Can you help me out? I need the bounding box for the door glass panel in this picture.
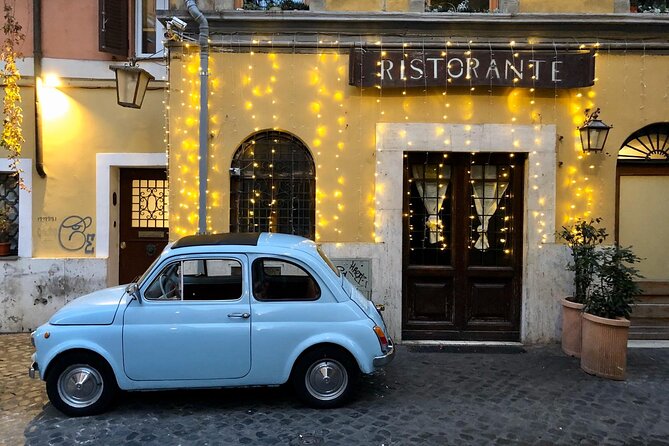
[131,179,169,228]
[182,259,243,301]
[468,163,514,267]
[407,153,452,266]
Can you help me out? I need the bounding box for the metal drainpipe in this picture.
[33,0,46,178]
[185,0,209,234]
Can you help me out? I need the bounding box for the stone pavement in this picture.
[1,333,669,446]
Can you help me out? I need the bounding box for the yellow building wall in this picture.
[520,0,616,13]
[169,49,667,244]
[27,87,165,257]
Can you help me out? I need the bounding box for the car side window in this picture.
[144,262,181,300]
[182,259,243,301]
[143,259,243,301]
[252,258,320,301]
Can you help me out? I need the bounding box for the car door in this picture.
[122,255,251,381]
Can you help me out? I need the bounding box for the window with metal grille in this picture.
[131,179,169,228]
[230,131,315,239]
[0,172,19,256]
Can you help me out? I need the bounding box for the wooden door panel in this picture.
[466,280,514,324]
[407,278,454,323]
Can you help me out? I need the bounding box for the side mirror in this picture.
[125,283,141,304]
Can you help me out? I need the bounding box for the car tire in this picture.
[291,346,359,408]
[46,352,118,417]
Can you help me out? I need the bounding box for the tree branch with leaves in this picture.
[1,1,26,189]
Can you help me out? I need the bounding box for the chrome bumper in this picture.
[29,352,40,379]
[373,339,396,367]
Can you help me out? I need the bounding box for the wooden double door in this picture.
[403,152,524,341]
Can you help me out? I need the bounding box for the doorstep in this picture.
[402,340,525,354]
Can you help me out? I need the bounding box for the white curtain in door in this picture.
[471,165,508,250]
[412,165,451,244]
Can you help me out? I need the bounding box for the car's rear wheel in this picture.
[291,346,358,408]
[46,352,118,417]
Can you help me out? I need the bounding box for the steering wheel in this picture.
[159,273,179,299]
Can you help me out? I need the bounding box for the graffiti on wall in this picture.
[58,216,95,254]
[36,216,58,244]
[331,258,372,299]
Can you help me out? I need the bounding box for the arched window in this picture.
[618,123,669,161]
[230,130,316,239]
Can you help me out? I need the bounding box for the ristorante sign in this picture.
[349,48,595,89]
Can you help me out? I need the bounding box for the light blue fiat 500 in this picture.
[29,233,394,416]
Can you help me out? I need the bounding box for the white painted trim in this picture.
[374,123,559,343]
[135,0,168,59]
[43,58,168,82]
[0,158,33,257]
[96,153,167,258]
[14,58,168,82]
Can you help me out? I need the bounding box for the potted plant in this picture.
[557,218,608,357]
[580,244,642,380]
[0,204,12,256]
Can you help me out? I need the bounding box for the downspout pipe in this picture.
[185,0,209,234]
[33,0,46,178]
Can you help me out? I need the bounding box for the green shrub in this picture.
[557,218,608,304]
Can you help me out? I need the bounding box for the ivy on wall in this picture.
[1,2,26,189]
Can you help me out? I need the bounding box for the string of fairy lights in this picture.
[164,36,649,251]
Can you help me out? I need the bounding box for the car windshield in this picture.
[135,255,163,286]
[317,245,340,277]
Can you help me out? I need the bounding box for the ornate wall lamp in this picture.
[109,61,154,109]
[579,108,613,153]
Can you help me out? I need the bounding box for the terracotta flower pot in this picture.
[580,312,630,381]
[561,298,584,357]
[0,242,10,257]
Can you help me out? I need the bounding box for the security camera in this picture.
[167,17,187,32]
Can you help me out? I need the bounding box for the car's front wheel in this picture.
[291,346,358,408]
[46,352,118,417]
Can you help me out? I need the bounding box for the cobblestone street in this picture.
[1,333,669,445]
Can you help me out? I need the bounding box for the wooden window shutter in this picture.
[99,0,129,56]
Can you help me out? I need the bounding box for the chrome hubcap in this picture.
[57,365,104,408]
[305,359,348,401]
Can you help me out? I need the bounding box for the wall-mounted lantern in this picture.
[109,62,154,109]
[578,108,613,153]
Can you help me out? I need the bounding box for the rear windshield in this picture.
[317,246,340,277]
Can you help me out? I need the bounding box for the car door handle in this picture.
[227,312,250,319]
